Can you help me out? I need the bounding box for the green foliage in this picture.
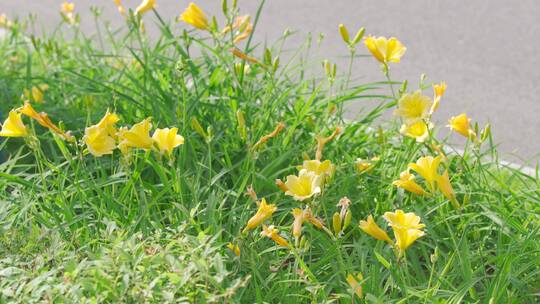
[0,224,248,303]
[0,3,539,303]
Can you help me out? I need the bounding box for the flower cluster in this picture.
[392,155,459,208]
[360,210,426,257]
[83,111,184,158]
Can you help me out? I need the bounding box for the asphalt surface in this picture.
[2,0,539,164]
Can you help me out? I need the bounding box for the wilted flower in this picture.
[231,48,262,65]
[152,127,184,156]
[408,156,442,191]
[260,225,290,248]
[180,2,209,30]
[448,113,473,138]
[394,91,432,124]
[315,127,342,161]
[0,110,28,137]
[135,0,156,15]
[392,170,428,196]
[19,102,73,141]
[291,207,323,239]
[252,122,285,150]
[223,15,252,43]
[117,118,153,153]
[399,120,432,143]
[359,215,393,244]
[244,198,277,232]
[364,35,406,64]
[284,169,322,201]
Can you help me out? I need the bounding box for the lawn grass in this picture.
[1,2,539,303]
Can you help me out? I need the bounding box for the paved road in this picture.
[2,0,539,164]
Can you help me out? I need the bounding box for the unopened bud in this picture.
[190,117,207,139]
[339,24,350,44]
[343,209,352,230]
[352,27,365,45]
[332,212,342,235]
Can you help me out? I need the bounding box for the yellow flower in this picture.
[19,102,74,141]
[117,118,153,152]
[392,226,425,253]
[364,35,406,64]
[0,14,14,28]
[394,91,432,124]
[61,1,75,14]
[448,113,473,138]
[354,158,375,173]
[399,121,432,143]
[383,210,425,230]
[298,159,335,183]
[260,225,290,248]
[61,1,75,23]
[392,171,428,196]
[135,0,156,15]
[359,215,393,244]
[226,243,240,256]
[383,210,425,254]
[436,170,460,208]
[83,125,116,157]
[180,2,209,30]
[0,110,28,137]
[244,198,277,232]
[284,169,322,201]
[113,0,126,15]
[408,156,442,190]
[96,110,120,139]
[23,84,48,103]
[430,81,446,114]
[152,127,185,156]
[346,273,363,299]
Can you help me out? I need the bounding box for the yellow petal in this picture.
[152,127,184,156]
[359,215,393,244]
[135,0,156,15]
[0,110,28,137]
[83,125,116,157]
[180,2,209,30]
[394,91,432,124]
[448,113,472,138]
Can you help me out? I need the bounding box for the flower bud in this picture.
[352,27,365,45]
[332,212,342,235]
[343,209,352,230]
[339,24,350,44]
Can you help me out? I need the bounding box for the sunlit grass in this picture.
[0,2,539,303]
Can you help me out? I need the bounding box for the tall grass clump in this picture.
[1,1,539,303]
